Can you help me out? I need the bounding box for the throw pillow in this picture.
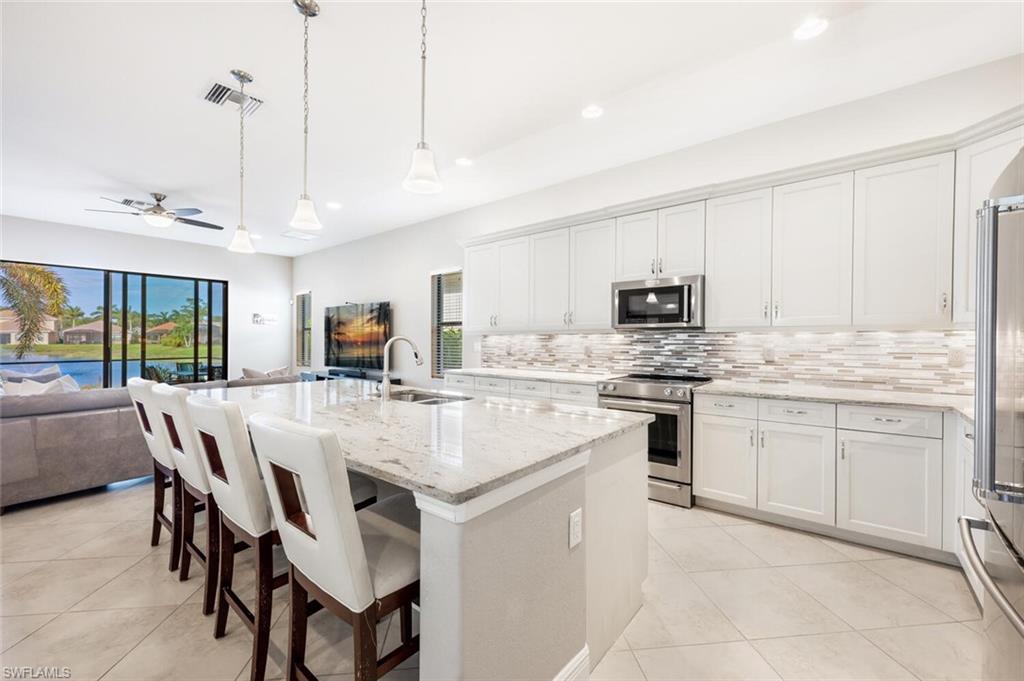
[266,366,290,377]
[241,367,269,379]
[0,364,62,383]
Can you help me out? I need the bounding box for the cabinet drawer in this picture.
[693,394,758,419]
[473,377,510,394]
[510,379,551,399]
[444,374,475,389]
[758,399,836,427]
[837,404,942,439]
[550,383,597,403]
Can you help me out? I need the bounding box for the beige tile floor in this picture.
[0,480,989,681]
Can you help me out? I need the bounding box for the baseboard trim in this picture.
[553,645,590,681]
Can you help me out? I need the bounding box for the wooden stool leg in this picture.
[214,517,235,639]
[151,464,165,547]
[352,609,378,681]
[250,533,274,681]
[179,490,195,582]
[201,495,219,616]
[287,566,310,681]
[400,602,413,644]
[169,471,183,572]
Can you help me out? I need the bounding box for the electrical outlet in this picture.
[948,347,967,368]
[569,508,583,548]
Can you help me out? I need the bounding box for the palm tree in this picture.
[0,263,68,358]
[61,305,86,329]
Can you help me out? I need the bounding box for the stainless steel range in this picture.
[597,373,711,508]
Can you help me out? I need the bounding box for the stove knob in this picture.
[608,384,616,391]
[664,388,673,397]
[676,389,687,397]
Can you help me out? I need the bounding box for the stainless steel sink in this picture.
[387,390,472,405]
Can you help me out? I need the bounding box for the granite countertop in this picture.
[695,380,974,423]
[446,367,621,385]
[196,380,653,505]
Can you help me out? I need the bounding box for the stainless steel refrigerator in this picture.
[961,148,1024,679]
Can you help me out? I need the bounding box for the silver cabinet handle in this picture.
[759,431,765,448]
[650,258,656,274]
[562,312,568,325]
[713,402,734,408]
[782,409,808,415]
[840,440,847,460]
[958,517,1024,637]
[493,314,498,327]
[762,302,769,319]
[941,292,948,310]
[773,302,779,320]
[658,258,663,273]
[568,311,573,325]
[965,432,975,440]
[749,428,755,447]
[873,416,903,424]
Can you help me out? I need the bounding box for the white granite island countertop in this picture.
[445,367,621,384]
[695,379,974,422]
[195,379,652,505]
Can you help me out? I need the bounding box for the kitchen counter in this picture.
[446,367,620,385]
[695,379,974,422]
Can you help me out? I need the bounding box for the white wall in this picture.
[293,57,1023,388]
[1,215,293,376]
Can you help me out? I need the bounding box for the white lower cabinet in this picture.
[757,422,836,525]
[693,413,758,508]
[836,429,943,549]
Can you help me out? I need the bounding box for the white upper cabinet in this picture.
[852,152,954,327]
[615,211,660,280]
[496,238,530,330]
[953,126,1024,325]
[657,202,706,277]
[771,173,854,327]
[569,219,616,330]
[529,229,571,330]
[463,243,499,333]
[705,188,773,328]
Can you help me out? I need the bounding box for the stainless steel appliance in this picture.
[612,275,704,330]
[960,148,1024,677]
[597,373,711,507]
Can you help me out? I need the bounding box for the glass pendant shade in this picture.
[289,195,323,230]
[228,225,256,254]
[402,144,442,194]
[143,213,175,228]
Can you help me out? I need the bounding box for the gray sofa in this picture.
[0,375,300,510]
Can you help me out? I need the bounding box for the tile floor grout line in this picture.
[852,628,926,681]
[858,555,981,622]
[88,603,180,681]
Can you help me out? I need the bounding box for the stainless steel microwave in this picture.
[611,275,705,329]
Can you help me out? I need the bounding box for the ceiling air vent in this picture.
[204,82,264,117]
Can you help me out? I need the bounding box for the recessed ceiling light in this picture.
[325,201,343,210]
[454,157,473,167]
[793,16,828,40]
[249,233,263,240]
[581,104,604,119]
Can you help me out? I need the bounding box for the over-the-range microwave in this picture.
[611,275,705,329]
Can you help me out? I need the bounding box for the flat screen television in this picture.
[324,302,391,370]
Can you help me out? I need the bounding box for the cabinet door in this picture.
[953,126,1024,325]
[569,219,616,330]
[852,153,954,327]
[705,188,772,328]
[836,429,943,548]
[693,414,758,508]
[772,173,853,327]
[657,202,705,277]
[529,229,570,331]
[615,211,659,280]
[757,422,836,525]
[463,244,498,333]
[496,238,530,331]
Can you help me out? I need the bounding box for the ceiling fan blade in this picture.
[170,208,203,217]
[86,208,141,215]
[175,216,224,231]
[100,196,153,210]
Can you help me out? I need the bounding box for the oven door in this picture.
[612,276,704,329]
[599,397,690,484]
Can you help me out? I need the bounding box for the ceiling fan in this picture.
[85,192,224,230]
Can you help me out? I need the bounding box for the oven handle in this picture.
[600,397,684,416]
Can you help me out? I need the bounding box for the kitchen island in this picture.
[195,379,652,681]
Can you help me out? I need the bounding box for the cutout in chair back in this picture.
[199,431,229,484]
[162,413,184,453]
[270,462,316,539]
[135,401,153,435]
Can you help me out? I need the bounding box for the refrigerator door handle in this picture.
[958,516,1024,638]
[973,201,998,499]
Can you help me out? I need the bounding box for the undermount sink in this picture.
[386,390,473,405]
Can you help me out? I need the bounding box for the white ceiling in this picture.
[3,1,1022,256]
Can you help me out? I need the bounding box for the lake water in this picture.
[1,354,219,389]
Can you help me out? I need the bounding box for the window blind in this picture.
[295,292,311,367]
[431,271,463,378]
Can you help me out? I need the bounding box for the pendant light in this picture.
[228,69,256,254]
[402,0,442,194]
[289,0,323,230]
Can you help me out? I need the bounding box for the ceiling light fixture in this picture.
[454,157,473,167]
[289,0,323,230]
[402,0,442,194]
[325,201,343,210]
[581,104,604,119]
[249,233,264,240]
[793,16,828,40]
[228,69,256,255]
[142,212,176,228]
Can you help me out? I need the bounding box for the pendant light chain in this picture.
[302,13,310,196]
[419,0,427,145]
[239,79,246,228]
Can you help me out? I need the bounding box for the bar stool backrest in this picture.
[127,377,175,471]
[186,393,273,537]
[151,383,211,494]
[249,412,375,612]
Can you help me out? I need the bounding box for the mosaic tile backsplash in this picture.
[481,330,976,395]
